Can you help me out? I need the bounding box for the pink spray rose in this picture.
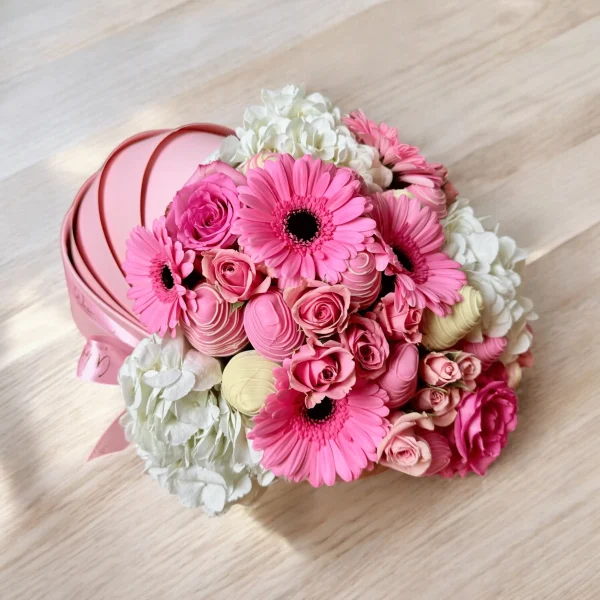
[166,161,244,253]
[420,352,461,387]
[243,289,304,362]
[281,341,356,408]
[181,283,248,357]
[339,314,389,380]
[377,342,419,408]
[377,412,452,476]
[284,280,352,339]
[455,351,482,391]
[412,387,462,427]
[373,292,422,344]
[446,380,518,477]
[201,249,270,303]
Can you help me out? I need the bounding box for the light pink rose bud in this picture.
[373,292,422,344]
[339,314,389,379]
[455,351,482,391]
[182,283,248,357]
[284,280,351,339]
[420,352,461,387]
[377,342,419,408]
[460,336,507,369]
[201,249,270,303]
[283,340,356,408]
[413,387,462,427]
[376,412,452,476]
[166,161,244,253]
[243,289,304,362]
[339,251,382,309]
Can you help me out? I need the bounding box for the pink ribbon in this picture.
[61,123,233,461]
[61,181,145,460]
[77,337,132,384]
[87,411,129,461]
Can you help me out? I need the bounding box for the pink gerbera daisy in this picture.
[123,217,197,336]
[232,154,376,287]
[248,380,389,487]
[344,110,450,217]
[371,191,465,316]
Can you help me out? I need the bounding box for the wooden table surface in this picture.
[1,1,599,598]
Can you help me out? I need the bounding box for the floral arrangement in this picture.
[77,86,536,516]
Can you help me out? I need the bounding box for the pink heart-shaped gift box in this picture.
[61,123,233,384]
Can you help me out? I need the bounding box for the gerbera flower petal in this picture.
[123,217,196,336]
[248,380,390,487]
[372,191,465,314]
[235,154,376,287]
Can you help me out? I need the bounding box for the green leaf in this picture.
[230,301,245,313]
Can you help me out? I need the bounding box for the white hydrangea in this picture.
[218,84,392,191]
[119,332,274,515]
[441,199,537,363]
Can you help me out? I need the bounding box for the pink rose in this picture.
[373,293,422,344]
[166,161,244,253]
[377,342,419,408]
[339,251,382,310]
[284,281,351,339]
[283,341,356,408]
[420,352,461,387]
[181,283,248,357]
[243,289,304,362]
[412,387,462,427]
[377,412,452,476]
[450,380,518,476]
[455,351,482,391]
[201,249,270,303]
[339,314,389,379]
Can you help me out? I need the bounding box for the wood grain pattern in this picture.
[1,1,599,598]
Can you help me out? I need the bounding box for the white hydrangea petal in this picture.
[120,316,281,512]
[442,197,535,363]
[119,374,135,406]
[228,474,253,503]
[256,469,276,487]
[143,368,181,388]
[160,333,185,369]
[145,386,160,415]
[162,370,195,402]
[201,483,227,515]
[467,232,498,272]
[166,420,199,445]
[136,343,160,371]
[182,351,222,391]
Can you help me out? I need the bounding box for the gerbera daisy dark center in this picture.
[285,209,320,243]
[161,264,175,289]
[394,247,414,273]
[391,173,411,189]
[306,397,334,422]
